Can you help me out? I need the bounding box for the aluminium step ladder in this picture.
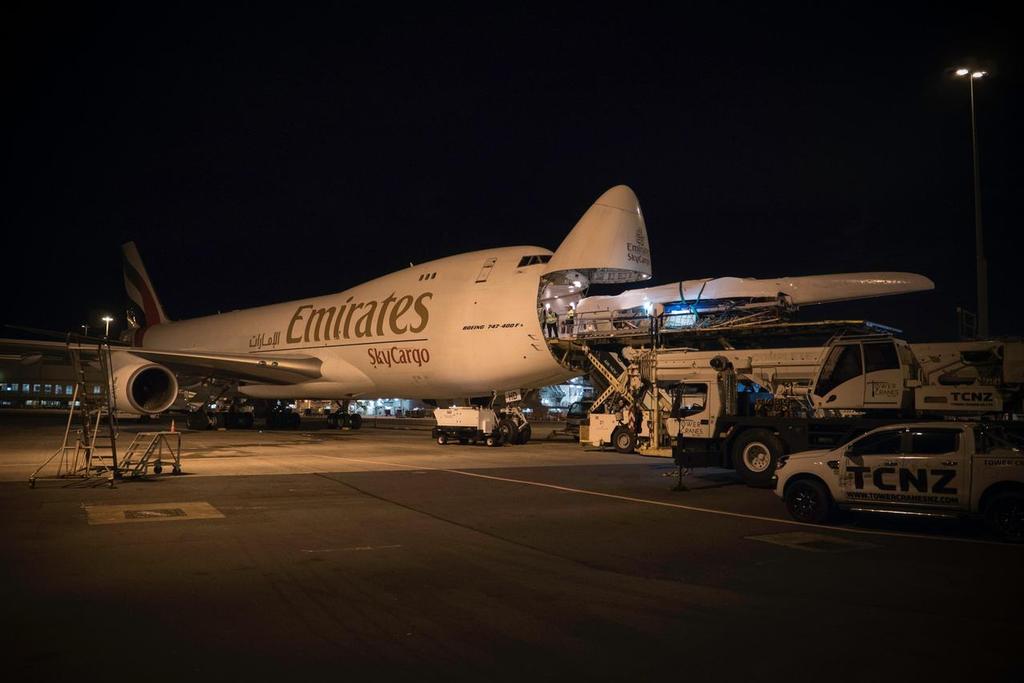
[30,341,120,488]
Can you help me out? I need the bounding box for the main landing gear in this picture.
[327,399,363,430]
[185,407,256,430]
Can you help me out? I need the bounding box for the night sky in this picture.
[4,3,1019,342]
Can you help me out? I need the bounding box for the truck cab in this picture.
[775,422,1024,541]
[565,400,594,437]
[810,338,909,411]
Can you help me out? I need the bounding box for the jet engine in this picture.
[110,352,179,414]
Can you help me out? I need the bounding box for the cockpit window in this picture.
[517,254,552,268]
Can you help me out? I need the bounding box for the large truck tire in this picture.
[984,491,1024,543]
[732,429,784,487]
[349,414,362,430]
[612,427,636,454]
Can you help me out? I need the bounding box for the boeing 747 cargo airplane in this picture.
[4,186,653,438]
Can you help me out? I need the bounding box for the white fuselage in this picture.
[141,246,575,399]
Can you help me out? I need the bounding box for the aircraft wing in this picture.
[0,338,322,385]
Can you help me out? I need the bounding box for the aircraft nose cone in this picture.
[594,185,640,214]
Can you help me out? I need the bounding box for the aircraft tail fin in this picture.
[122,242,170,326]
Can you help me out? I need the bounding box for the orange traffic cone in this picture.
[170,419,176,433]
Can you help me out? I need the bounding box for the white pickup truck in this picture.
[774,422,1024,541]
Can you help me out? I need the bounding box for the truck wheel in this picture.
[612,427,636,454]
[985,491,1024,543]
[733,429,784,487]
[349,414,362,430]
[498,419,517,445]
[486,435,498,447]
[784,479,833,523]
[517,423,532,444]
[437,434,448,445]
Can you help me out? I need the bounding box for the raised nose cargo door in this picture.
[542,185,653,288]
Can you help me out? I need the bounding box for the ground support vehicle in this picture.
[575,334,1023,486]
[671,335,1022,485]
[547,400,593,441]
[775,422,1024,541]
[432,406,505,447]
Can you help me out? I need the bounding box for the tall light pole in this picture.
[954,67,988,337]
[102,315,114,338]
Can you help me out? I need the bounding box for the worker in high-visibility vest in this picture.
[564,306,575,335]
[545,309,558,338]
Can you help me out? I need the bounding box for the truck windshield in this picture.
[863,342,899,373]
[674,383,708,417]
[814,344,863,397]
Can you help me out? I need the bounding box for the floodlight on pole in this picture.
[953,66,988,337]
[101,315,114,338]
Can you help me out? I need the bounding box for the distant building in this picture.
[0,358,103,409]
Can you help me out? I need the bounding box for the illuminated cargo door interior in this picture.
[475,257,497,283]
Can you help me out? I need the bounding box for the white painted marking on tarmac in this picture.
[329,457,1017,547]
[84,501,224,525]
[746,532,877,553]
[300,545,402,553]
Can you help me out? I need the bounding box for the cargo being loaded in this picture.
[577,334,1023,486]
[563,272,935,340]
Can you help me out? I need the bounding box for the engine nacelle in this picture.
[110,352,178,414]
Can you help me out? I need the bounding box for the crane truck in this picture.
[579,334,1023,486]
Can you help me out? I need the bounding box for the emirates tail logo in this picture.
[635,227,647,248]
[627,226,651,268]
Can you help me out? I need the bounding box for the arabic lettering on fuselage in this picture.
[248,331,281,349]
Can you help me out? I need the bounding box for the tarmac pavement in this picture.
[0,414,1019,680]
